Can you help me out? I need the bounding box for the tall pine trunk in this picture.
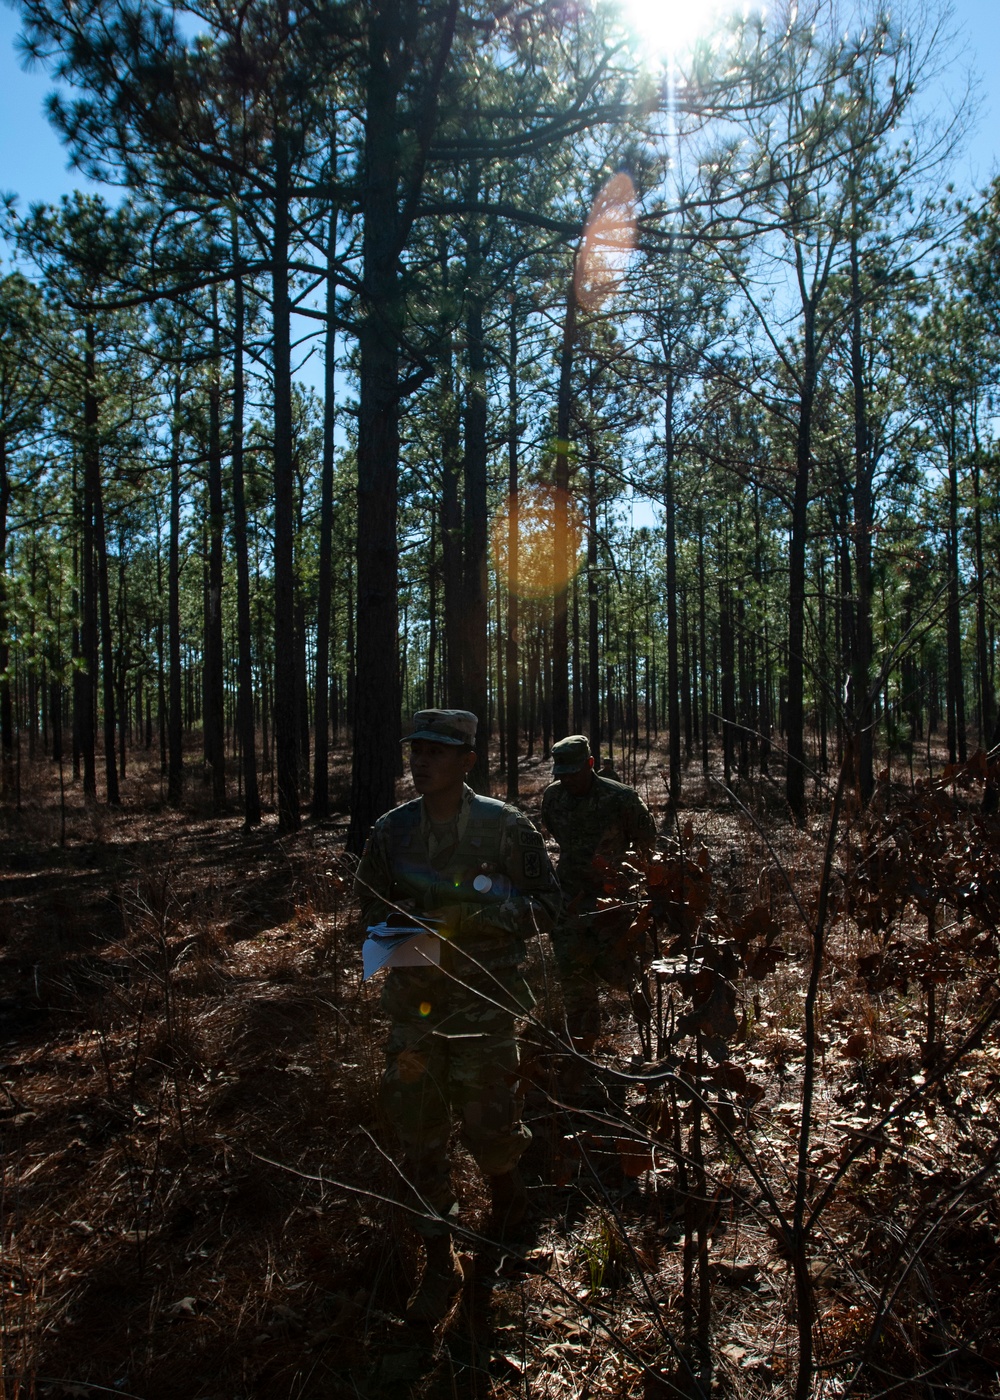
[84,321,119,805]
[230,217,261,825]
[972,457,994,744]
[91,405,119,807]
[945,415,966,764]
[850,228,875,804]
[551,275,577,739]
[440,333,464,703]
[79,333,99,798]
[0,434,11,770]
[115,539,127,778]
[664,383,680,804]
[312,191,338,820]
[205,297,226,811]
[587,458,600,756]
[427,518,438,708]
[698,516,709,775]
[786,302,816,824]
[505,299,520,803]
[167,374,184,805]
[348,1,403,851]
[346,0,457,848]
[720,566,736,790]
[272,98,301,831]
[462,237,490,790]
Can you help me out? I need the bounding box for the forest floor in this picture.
[2,742,999,1399]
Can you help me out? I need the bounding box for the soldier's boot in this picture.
[487,1167,529,1238]
[405,1235,464,1326]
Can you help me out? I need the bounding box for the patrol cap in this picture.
[552,733,592,774]
[403,708,478,747]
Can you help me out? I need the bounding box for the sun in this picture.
[617,0,756,59]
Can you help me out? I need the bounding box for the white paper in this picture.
[362,921,442,980]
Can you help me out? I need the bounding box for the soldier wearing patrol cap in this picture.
[541,733,657,1059]
[354,709,560,1325]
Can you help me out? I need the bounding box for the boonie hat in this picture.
[403,708,478,746]
[552,733,592,774]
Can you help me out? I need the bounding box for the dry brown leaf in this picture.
[616,1136,655,1178]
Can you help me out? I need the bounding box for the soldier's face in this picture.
[409,739,475,796]
[558,760,594,796]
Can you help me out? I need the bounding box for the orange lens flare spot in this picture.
[575,171,637,313]
[490,483,585,600]
[419,1002,432,1018]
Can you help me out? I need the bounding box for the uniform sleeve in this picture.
[540,784,556,838]
[625,790,658,852]
[353,819,396,928]
[461,810,561,940]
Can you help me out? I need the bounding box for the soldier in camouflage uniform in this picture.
[355,709,560,1324]
[541,734,658,1053]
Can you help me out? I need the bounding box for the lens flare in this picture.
[575,171,636,313]
[419,1002,432,1018]
[491,483,585,600]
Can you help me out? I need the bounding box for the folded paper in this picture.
[362,919,442,981]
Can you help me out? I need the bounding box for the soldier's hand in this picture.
[424,904,465,938]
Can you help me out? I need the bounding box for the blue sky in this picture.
[1,1,998,220]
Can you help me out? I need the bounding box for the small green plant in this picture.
[578,1212,628,1295]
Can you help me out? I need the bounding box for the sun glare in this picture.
[490,486,585,601]
[618,0,757,59]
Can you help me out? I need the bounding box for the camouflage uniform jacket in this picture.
[355,785,561,979]
[541,774,657,903]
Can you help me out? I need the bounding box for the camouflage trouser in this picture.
[380,965,533,1237]
[550,909,642,1044]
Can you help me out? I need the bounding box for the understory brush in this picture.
[1,750,999,1398]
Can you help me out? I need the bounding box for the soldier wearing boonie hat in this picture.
[541,733,658,1070]
[404,708,478,746]
[354,708,560,1324]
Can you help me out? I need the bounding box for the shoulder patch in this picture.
[518,827,544,849]
[522,850,543,879]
